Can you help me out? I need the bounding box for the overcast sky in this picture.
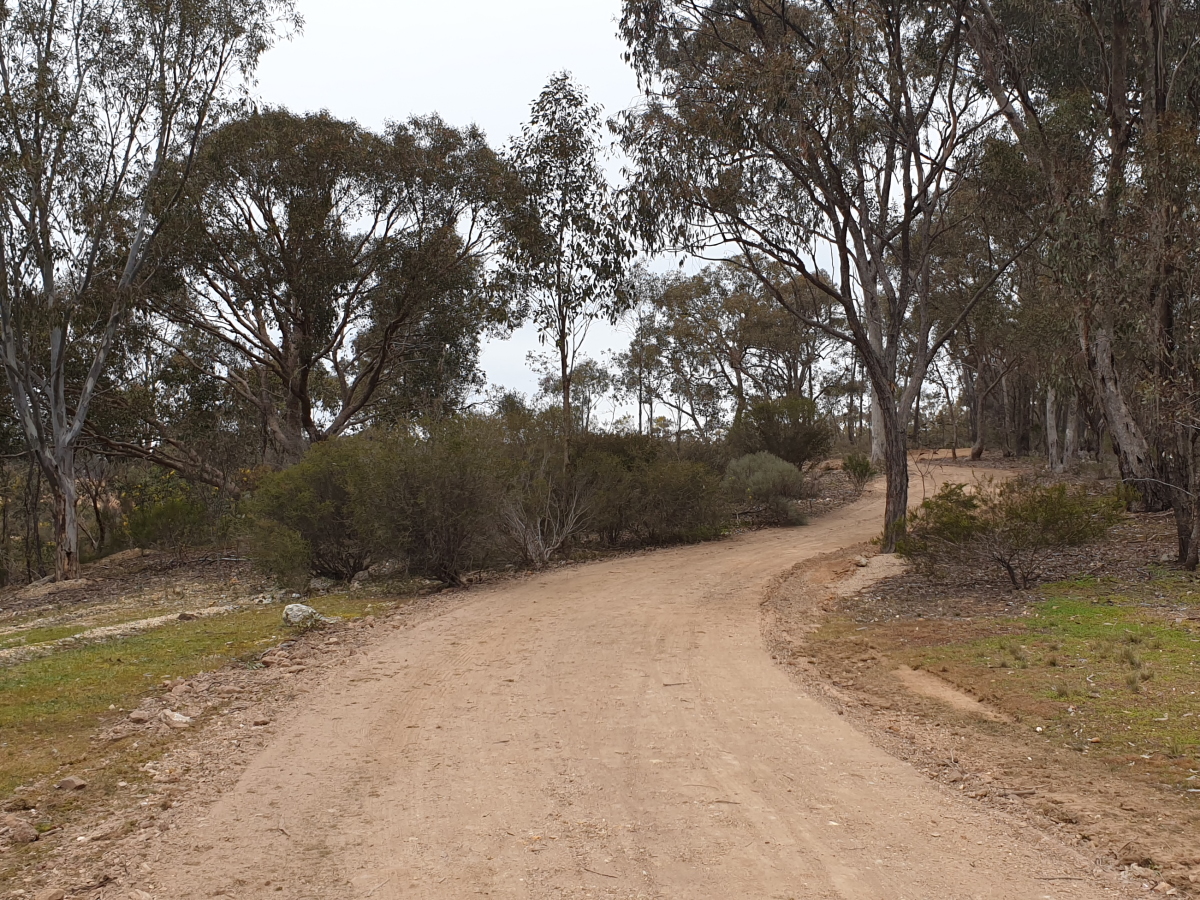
[254,1,641,404]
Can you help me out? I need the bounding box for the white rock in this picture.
[158,710,193,729]
[282,604,332,628]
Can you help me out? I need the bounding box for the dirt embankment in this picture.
[765,499,1199,892]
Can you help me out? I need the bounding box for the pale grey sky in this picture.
[254,1,640,402]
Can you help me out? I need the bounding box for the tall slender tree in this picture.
[508,73,630,464]
[139,110,514,469]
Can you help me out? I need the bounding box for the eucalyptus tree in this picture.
[966,0,1200,565]
[508,73,631,463]
[146,110,515,467]
[612,260,837,441]
[658,261,839,416]
[620,0,1028,549]
[0,0,296,579]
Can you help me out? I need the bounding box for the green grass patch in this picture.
[901,581,1200,775]
[0,592,386,798]
[0,622,93,650]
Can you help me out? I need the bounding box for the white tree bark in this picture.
[1046,386,1063,472]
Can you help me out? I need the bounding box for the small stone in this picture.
[252,717,271,727]
[87,821,123,841]
[2,796,33,812]
[1153,883,1172,894]
[854,555,870,567]
[56,776,87,791]
[128,709,152,723]
[282,604,333,628]
[35,889,65,900]
[308,577,334,593]
[129,891,154,900]
[3,815,38,843]
[351,570,370,584]
[158,710,193,729]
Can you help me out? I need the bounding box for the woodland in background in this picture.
[1,0,1197,586]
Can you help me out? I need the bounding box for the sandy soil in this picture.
[116,467,1137,900]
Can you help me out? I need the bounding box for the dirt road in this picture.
[150,478,1127,900]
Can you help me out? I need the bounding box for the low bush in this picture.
[574,434,727,545]
[352,418,508,586]
[900,477,1122,589]
[727,396,831,470]
[724,452,807,525]
[244,440,372,582]
[842,452,877,496]
[245,414,734,588]
[246,520,311,590]
[122,471,227,557]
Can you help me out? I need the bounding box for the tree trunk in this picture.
[879,404,909,553]
[560,337,572,468]
[868,307,886,465]
[1064,392,1079,463]
[1185,456,1199,571]
[1015,377,1032,456]
[1046,386,1062,472]
[870,386,886,465]
[52,466,81,581]
[1081,316,1167,509]
[1001,373,1015,456]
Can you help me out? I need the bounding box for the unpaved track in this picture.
[154,477,1125,900]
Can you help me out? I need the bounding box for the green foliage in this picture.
[126,497,208,556]
[573,432,727,545]
[353,418,508,586]
[900,478,1122,588]
[244,412,733,587]
[244,440,372,582]
[727,396,831,470]
[495,410,591,568]
[841,452,877,495]
[246,520,311,591]
[723,452,807,525]
[121,470,225,557]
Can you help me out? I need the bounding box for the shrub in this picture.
[727,396,832,469]
[122,471,225,557]
[500,433,590,569]
[246,520,311,590]
[842,452,877,495]
[245,440,372,582]
[637,456,727,542]
[126,496,208,556]
[352,418,507,586]
[724,452,807,525]
[900,477,1122,589]
[573,434,727,545]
